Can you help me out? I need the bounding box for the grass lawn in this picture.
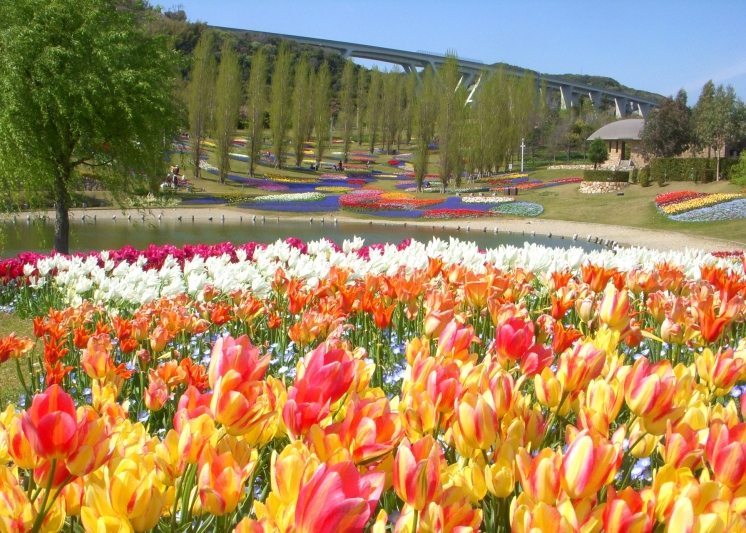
[0,313,34,408]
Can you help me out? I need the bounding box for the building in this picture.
[587,119,645,169]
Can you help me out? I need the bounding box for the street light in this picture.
[520,138,526,173]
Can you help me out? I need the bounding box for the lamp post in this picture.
[520,138,526,173]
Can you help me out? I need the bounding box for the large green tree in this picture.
[367,68,383,154]
[213,40,243,184]
[245,47,268,177]
[0,0,180,253]
[187,32,216,179]
[413,66,439,191]
[313,63,332,167]
[640,89,692,160]
[587,138,609,169]
[437,55,468,189]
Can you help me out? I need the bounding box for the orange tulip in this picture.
[81,333,115,381]
[393,436,443,511]
[144,374,168,412]
[149,325,171,352]
[0,333,35,363]
[207,334,270,388]
[22,385,82,460]
[197,444,255,516]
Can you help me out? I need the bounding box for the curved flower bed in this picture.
[461,196,516,204]
[2,237,746,532]
[240,195,340,213]
[421,208,494,219]
[489,201,545,217]
[339,190,443,212]
[668,198,746,222]
[657,192,745,215]
[319,173,348,180]
[655,191,709,208]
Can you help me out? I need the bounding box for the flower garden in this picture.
[2,236,746,532]
[655,191,746,221]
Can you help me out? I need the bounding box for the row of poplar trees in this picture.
[186,33,539,191]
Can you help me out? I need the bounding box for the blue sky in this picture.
[171,0,746,105]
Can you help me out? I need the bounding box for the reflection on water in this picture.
[0,217,603,257]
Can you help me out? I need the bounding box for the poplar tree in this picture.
[314,62,332,166]
[338,60,356,164]
[213,40,243,184]
[356,68,367,146]
[403,71,418,146]
[270,43,293,169]
[292,55,313,167]
[381,70,403,154]
[367,67,383,154]
[187,32,216,179]
[414,66,439,191]
[246,47,268,177]
[438,54,467,189]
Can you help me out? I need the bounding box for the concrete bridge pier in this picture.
[589,90,602,111]
[559,85,575,110]
[635,102,650,118]
[614,96,628,118]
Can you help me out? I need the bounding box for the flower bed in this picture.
[655,191,709,208]
[240,195,340,213]
[668,198,746,222]
[347,178,368,185]
[421,207,494,219]
[4,238,746,533]
[489,201,545,217]
[339,190,443,212]
[461,196,516,204]
[315,186,353,193]
[319,173,348,180]
[264,173,320,184]
[657,192,745,215]
[248,192,325,203]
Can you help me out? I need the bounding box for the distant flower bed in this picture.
[319,173,348,180]
[256,183,289,192]
[656,191,745,215]
[669,198,746,222]
[655,191,709,208]
[347,178,368,185]
[461,196,516,204]
[264,173,319,184]
[489,201,544,217]
[229,152,249,161]
[249,192,325,203]
[421,208,494,219]
[316,186,353,193]
[339,190,442,212]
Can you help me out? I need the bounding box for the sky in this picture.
[171,0,746,105]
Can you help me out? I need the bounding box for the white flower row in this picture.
[461,196,516,204]
[251,192,325,203]
[20,237,735,309]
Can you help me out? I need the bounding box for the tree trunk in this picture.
[54,171,70,254]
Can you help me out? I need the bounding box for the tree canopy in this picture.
[587,138,609,169]
[640,89,692,159]
[0,0,180,253]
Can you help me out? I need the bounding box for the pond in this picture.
[0,217,603,257]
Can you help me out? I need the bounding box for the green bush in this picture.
[582,170,630,182]
[640,167,651,187]
[730,152,746,186]
[702,169,715,183]
[631,168,639,184]
[649,158,737,182]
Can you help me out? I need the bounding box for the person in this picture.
[173,173,179,187]
[365,160,370,169]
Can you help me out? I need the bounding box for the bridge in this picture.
[213,26,659,118]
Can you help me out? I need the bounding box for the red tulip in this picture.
[22,385,82,460]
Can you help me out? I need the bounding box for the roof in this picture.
[587,119,644,141]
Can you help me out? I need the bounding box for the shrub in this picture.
[731,152,746,186]
[649,158,737,182]
[640,167,651,187]
[631,168,639,184]
[702,169,715,183]
[583,170,630,182]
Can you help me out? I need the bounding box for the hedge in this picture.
[583,170,630,182]
[649,158,737,183]
[640,167,651,187]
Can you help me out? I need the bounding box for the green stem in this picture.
[411,508,419,533]
[29,459,56,533]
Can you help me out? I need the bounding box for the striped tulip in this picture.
[598,284,631,333]
[455,387,498,451]
[22,385,82,460]
[705,420,746,489]
[393,436,442,511]
[560,430,621,499]
[515,448,561,506]
[198,444,255,516]
[624,357,684,435]
[602,487,655,533]
[556,341,606,392]
[295,460,384,533]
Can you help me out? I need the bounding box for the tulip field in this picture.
[3,237,746,532]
